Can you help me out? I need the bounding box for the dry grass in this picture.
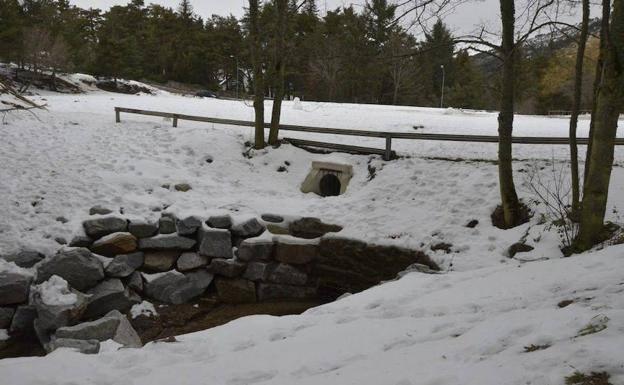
[565,371,612,385]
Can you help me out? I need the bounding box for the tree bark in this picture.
[576,0,624,250]
[569,0,590,220]
[497,0,522,228]
[249,0,265,149]
[268,0,288,145]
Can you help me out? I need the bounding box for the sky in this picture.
[69,0,583,37]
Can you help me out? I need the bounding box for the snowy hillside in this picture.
[1,86,623,384]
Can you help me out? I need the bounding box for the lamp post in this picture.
[440,64,445,109]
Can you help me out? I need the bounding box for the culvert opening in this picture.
[319,173,341,197]
[1,212,439,358]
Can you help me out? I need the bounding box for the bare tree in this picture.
[575,0,624,251]
[268,0,289,145]
[249,0,266,149]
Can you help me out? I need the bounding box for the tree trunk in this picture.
[497,0,522,228]
[269,0,288,145]
[249,0,265,149]
[576,0,624,251]
[569,0,590,220]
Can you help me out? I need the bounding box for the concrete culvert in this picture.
[319,174,341,197]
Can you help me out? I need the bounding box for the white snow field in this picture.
[1,85,623,384]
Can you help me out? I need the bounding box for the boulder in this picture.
[266,223,290,235]
[257,283,317,301]
[243,262,273,282]
[144,270,213,304]
[207,258,246,278]
[215,278,256,303]
[289,217,342,239]
[138,234,195,250]
[0,272,33,305]
[176,216,202,236]
[174,183,192,192]
[9,305,37,334]
[89,205,113,216]
[32,276,89,336]
[69,235,93,248]
[83,217,128,239]
[275,238,318,264]
[268,263,308,286]
[198,227,233,259]
[142,250,181,272]
[0,307,15,329]
[36,248,104,291]
[261,214,284,223]
[105,252,144,277]
[48,337,100,354]
[158,216,176,234]
[125,271,143,292]
[83,278,140,319]
[177,252,209,272]
[231,218,265,239]
[206,215,232,229]
[55,310,142,348]
[1,251,44,268]
[237,239,274,262]
[507,242,535,258]
[91,232,138,257]
[315,237,438,299]
[128,220,159,238]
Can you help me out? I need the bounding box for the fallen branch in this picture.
[0,76,47,110]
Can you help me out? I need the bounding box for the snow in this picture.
[1,79,624,383]
[130,301,158,319]
[34,275,77,306]
[0,330,8,341]
[0,259,33,276]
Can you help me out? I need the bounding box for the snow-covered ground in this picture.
[1,85,623,384]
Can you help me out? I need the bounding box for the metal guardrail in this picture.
[114,107,624,161]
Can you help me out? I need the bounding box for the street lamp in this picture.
[440,64,445,109]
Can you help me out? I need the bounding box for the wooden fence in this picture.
[114,107,624,161]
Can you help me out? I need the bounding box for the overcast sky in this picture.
[69,0,583,37]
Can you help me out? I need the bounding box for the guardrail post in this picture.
[173,114,178,128]
[115,108,120,123]
[384,136,392,161]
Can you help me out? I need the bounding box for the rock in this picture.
[257,283,317,301]
[268,263,308,286]
[125,271,143,292]
[105,252,144,277]
[142,250,181,272]
[215,278,256,303]
[1,250,45,268]
[55,310,142,348]
[56,216,69,224]
[48,337,100,354]
[466,219,479,228]
[207,258,246,278]
[128,220,158,238]
[139,234,195,250]
[206,215,232,229]
[176,216,202,236]
[91,232,138,257]
[55,237,67,245]
[144,270,214,305]
[231,218,265,239]
[69,235,93,248]
[177,252,209,271]
[507,242,535,258]
[198,227,233,259]
[289,217,342,239]
[158,216,176,234]
[32,278,89,336]
[266,224,290,235]
[174,183,192,192]
[10,305,37,334]
[316,237,438,299]
[89,205,113,215]
[261,214,284,223]
[430,242,453,254]
[36,248,104,291]
[0,307,15,329]
[275,238,318,264]
[83,278,140,319]
[83,217,128,239]
[237,239,274,262]
[0,272,33,305]
[243,262,273,281]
